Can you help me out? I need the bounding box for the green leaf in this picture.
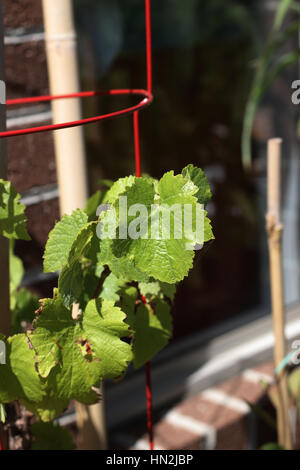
[82,298,133,379]
[182,164,212,206]
[119,286,138,329]
[103,175,135,205]
[0,334,45,406]
[261,442,286,450]
[100,272,126,302]
[58,223,101,309]
[132,300,173,368]
[10,250,24,293]
[84,190,105,222]
[138,280,176,302]
[31,422,75,450]
[10,246,25,312]
[0,403,5,423]
[0,180,30,240]
[242,20,300,167]
[98,239,149,283]
[105,172,213,283]
[43,209,88,273]
[273,0,293,32]
[28,296,132,408]
[59,259,85,310]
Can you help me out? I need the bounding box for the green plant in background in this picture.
[242,0,300,168]
[250,366,300,449]
[0,166,213,448]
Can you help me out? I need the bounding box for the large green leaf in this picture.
[0,180,30,240]
[102,172,213,283]
[28,296,132,406]
[43,209,88,273]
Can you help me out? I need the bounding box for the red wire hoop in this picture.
[0,0,155,452]
[0,89,153,138]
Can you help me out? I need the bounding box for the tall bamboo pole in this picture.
[42,0,107,450]
[266,138,292,449]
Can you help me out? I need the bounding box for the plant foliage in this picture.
[0,166,213,426]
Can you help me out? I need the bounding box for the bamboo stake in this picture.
[42,0,88,215]
[266,138,292,449]
[42,0,107,450]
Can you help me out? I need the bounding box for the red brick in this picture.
[3,0,43,28]
[5,42,49,99]
[7,128,56,193]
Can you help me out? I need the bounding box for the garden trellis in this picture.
[0,0,155,449]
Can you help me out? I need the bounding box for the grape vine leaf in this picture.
[132,299,173,368]
[102,172,213,283]
[103,175,135,205]
[0,334,45,406]
[0,180,30,240]
[31,422,75,450]
[181,164,212,206]
[43,209,88,273]
[84,190,104,222]
[58,223,101,309]
[100,272,126,303]
[82,298,133,379]
[98,239,149,282]
[138,280,176,302]
[28,296,132,407]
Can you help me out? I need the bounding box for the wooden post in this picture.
[266,138,292,449]
[0,0,10,338]
[42,0,107,450]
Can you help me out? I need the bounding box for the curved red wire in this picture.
[1,89,153,138]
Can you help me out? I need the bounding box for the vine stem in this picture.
[145,362,154,450]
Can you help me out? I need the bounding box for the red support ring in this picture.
[1,89,153,138]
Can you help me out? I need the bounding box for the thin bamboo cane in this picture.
[42,0,107,450]
[266,138,292,449]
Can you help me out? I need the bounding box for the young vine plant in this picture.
[0,165,213,423]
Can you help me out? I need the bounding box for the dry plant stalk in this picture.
[266,138,292,449]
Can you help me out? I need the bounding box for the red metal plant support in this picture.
[0,0,155,450]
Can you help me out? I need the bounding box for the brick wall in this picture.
[3,0,59,295]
